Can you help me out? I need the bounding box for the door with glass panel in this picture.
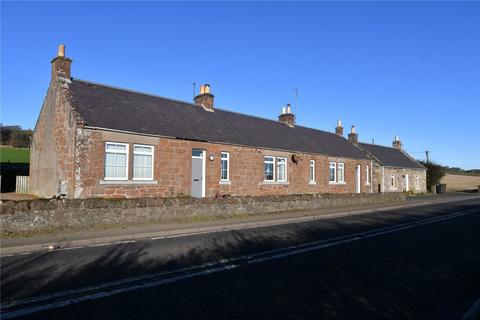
[191,149,205,198]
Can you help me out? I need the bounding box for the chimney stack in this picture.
[393,136,402,150]
[278,103,295,127]
[348,125,358,144]
[51,44,72,81]
[335,120,343,136]
[194,83,214,111]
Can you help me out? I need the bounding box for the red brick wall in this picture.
[74,129,372,199]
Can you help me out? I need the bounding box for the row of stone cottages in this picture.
[29,45,426,199]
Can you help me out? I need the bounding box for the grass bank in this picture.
[0,147,30,163]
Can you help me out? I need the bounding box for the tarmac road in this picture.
[1,195,479,319]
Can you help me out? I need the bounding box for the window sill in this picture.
[309,181,317,185]
[262,181,289,185]
[219,180,231,185]
[100,180,158,185]
[329,181,346,185]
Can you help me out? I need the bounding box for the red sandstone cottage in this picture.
[31,45,413,199]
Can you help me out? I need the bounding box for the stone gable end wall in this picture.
[30,80,80,198]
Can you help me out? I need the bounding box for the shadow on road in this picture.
[1,199,480,319]
[1,212,398,301]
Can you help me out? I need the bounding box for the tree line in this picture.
[0,124,33,148]
[440,165,480,176]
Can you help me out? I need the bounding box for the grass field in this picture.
[440,173,480,191]
[0,147,30,163]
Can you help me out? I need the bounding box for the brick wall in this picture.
[73,128,372,199]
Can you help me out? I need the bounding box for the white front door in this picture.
[404,174,409,192]
[191,149,205,198]
[355,165,361,193]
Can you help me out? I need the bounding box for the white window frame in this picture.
[415,175,420,189]
[337,162,345,183]
[264,156,275,182]
[132,144,154,181]
[220,152,230,181]
[391,174,396,188]
[366,165,370,185]
[104,142,129,181]
[329,162,337,183]
[309,160,316,183]
[277,157,287,182]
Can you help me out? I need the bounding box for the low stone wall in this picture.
[0,193,406,233]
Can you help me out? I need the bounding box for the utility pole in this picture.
[293,88,299,114]
[425,150,430,164]
[188,81,196,101]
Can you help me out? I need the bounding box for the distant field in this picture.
[444,170,480,176]
[440,174,480,191]
[0,147,30,163]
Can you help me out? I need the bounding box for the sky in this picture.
[1,1,479,169]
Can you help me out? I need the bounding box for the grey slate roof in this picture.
[68,79,368,160]
[358,143,424,169]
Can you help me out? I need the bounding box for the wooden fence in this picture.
[15,176,29,194]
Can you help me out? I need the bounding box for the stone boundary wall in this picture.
[0,193,405,233]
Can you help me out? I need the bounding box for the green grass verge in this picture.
[0,147,30,163]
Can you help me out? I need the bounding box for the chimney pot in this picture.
[348,125,359,144]
[51,44,72,81]
[278,104,295,127]
[335,119,344,136]
[194,83,214,110]
[57,44,65,57]
[393,136,402,150]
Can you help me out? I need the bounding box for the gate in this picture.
[15,176,29,194]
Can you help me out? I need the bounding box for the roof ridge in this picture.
[216,108,341,137]
[71,78,341,138]
[359,141,398,150]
